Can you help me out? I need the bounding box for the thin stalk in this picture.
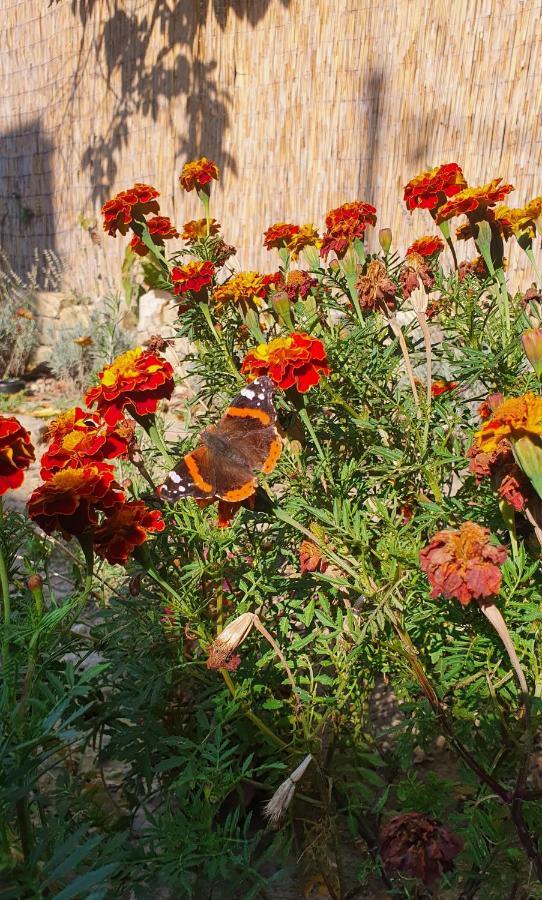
[523,243,542,288]
[298,406,334,486]
[415,309,433,449]
[319,377,365,420]
[146,419,175,468]
[199,301,241,380]
[386,316,420,409]
[273,508,359,581]
[220,669,288,749]
[478,602,528,696]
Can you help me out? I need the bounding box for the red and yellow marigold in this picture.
[264,223,320,260]
[320,201,377,259]
[27,463,125,538]
[129,216,179,256]
[85,348,174,426]
[212,271,272,312]
[179,157,219,192]
[403,163,467,213]
[419,521,507,606]
[101,183,160,237]
[94,500,165,565]
[431,380,458,398]
[0,415,35,495]
[241,332,329,393]
[406,235,445,258]
[40,407,131,476]
[182,218,220,241]
[436,178,514,224]
[474,392,542,454]
[171,260,215,296]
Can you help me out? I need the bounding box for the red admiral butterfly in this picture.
[159,376,282,503]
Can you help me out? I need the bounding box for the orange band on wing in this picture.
[221,481,256,502]
[226,406,271,425]
[184,452,213,493]
[261,436,282,474]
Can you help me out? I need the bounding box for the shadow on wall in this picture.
[66,0,291,204]
[0,121,55,278]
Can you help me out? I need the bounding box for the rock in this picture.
[137,289,178,342]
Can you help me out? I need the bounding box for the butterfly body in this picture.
[159,376,282,504]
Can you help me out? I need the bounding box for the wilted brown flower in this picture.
[299,539,328,574]
[356,259,397,314]
[420,521,507,606]
[380,812,463,885]
[399,253,435,299]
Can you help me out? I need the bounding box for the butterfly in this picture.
[159,376,282,504]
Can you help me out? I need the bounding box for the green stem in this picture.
[298,404,334,486]
[273,508,359,581]
[319,377,365,420]
[199,302,241,380]
[147,419,175,468]
[0,500,11,690]
[198,190,211,236]
[15,797,34,864]
[438,220,458,270]
[220,669,288,749]
[523,243,542,288]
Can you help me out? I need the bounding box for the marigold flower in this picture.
[101,183,160,237]
[475,392,542,454]
[320,201,377,259]
[241,332,329,393]
[171,260,215,296]
[406,235,445,258]
[458,256,491,281]
[0,416,35,495]
[179,157,219,192]
[419,521,507,606]
[400,253,435,299]
[380,812,463,886]
[467,441,529,512]
[522,329,542,378]
[478,392,504,420]
[287,224,320,260]
[403,163,467,213]
[129,216,179,256]
[94,500,165,565]
[212,271,271,312]
[282,270,317,300]
[495,200,542,241]
[436,178,514,224]
[27,463,125,538]
[40,407,131,476]
[299,540,328,574]
[431,380,458,398]
[85,347,174,426]
[356,259,397,314]
[263,222,300,251]
[181,218,220,241]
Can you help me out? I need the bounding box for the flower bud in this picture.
[378,228,392,254]
[270,290,293,328]
[27,574,43,592]
[522,328,542,378]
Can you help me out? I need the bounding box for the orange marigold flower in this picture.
[431,380,458,398]
[179,157,219,192]
[27,463,125,538]
[263,223,320,260]
[94,500,165,565]
[181,218,220,241]
[171,260,215,295]
[0,415,35,495]
[356,259,397,314]
[478,392,504,420]
[403,163,467,213]
[241,332,329,393]
[299,539,328,574]
[129,216,179,256]
[40,407,131,476]
[474,392,542,454]
[380,812,463,886]
[263,222,300,251]
[85,347,174,426]
[212,271,271,312]
[101,183,160,237]
[436,178,514,224]
[320,201,377,259]
[493,204,538,241]
[406,235,445,257]
[420,521,507,606]
[286,224,320,260]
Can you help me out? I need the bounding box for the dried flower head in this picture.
[356,259,397,314]
[0,415,35,495]
[179,157,219,192]
[478,393,505,420]
[242,332,329,393]
[206,612,255,669]
[85,347,174,426]
[420,521,507,606]
[380,812,463,885]
[400,252,435,299]
[264,755,314,825]
[299,539,328,574]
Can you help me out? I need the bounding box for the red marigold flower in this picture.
[478,393,504,420]
[436,178,514,224]
[94,500,165,565]
[181,218,220,241]
[380,812,463,886]
[399,252,435,299]
[179,157,219,192]
[0,415,35,495]
[85,347,174,426]
[171,260,215,296]
[403,163,467,213]
[299,539,328,574]
[27,463,125,538]
[263,222,300,251]
[431,380,458,398]
[40,407,131,476]
[320,201,377,259]
[129,216,179,256]
[406,235,445,257]
[282,270,317,300]
[419,521,507,606]
[356,259,397,314]
[241,332,329,393]
[101,183,160,237]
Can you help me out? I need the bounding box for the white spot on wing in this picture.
[241,387,255,399]
[168,471,181,483]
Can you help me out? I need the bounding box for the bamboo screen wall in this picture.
[1,0,542,289]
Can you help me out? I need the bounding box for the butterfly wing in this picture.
[216,376,282,477]
[159,445,217,502]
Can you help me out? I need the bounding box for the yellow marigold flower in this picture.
[475,392,542,453]
[287,224,320,260]
[212,272,271,312]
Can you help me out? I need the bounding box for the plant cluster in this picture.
[1,159,542,898]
